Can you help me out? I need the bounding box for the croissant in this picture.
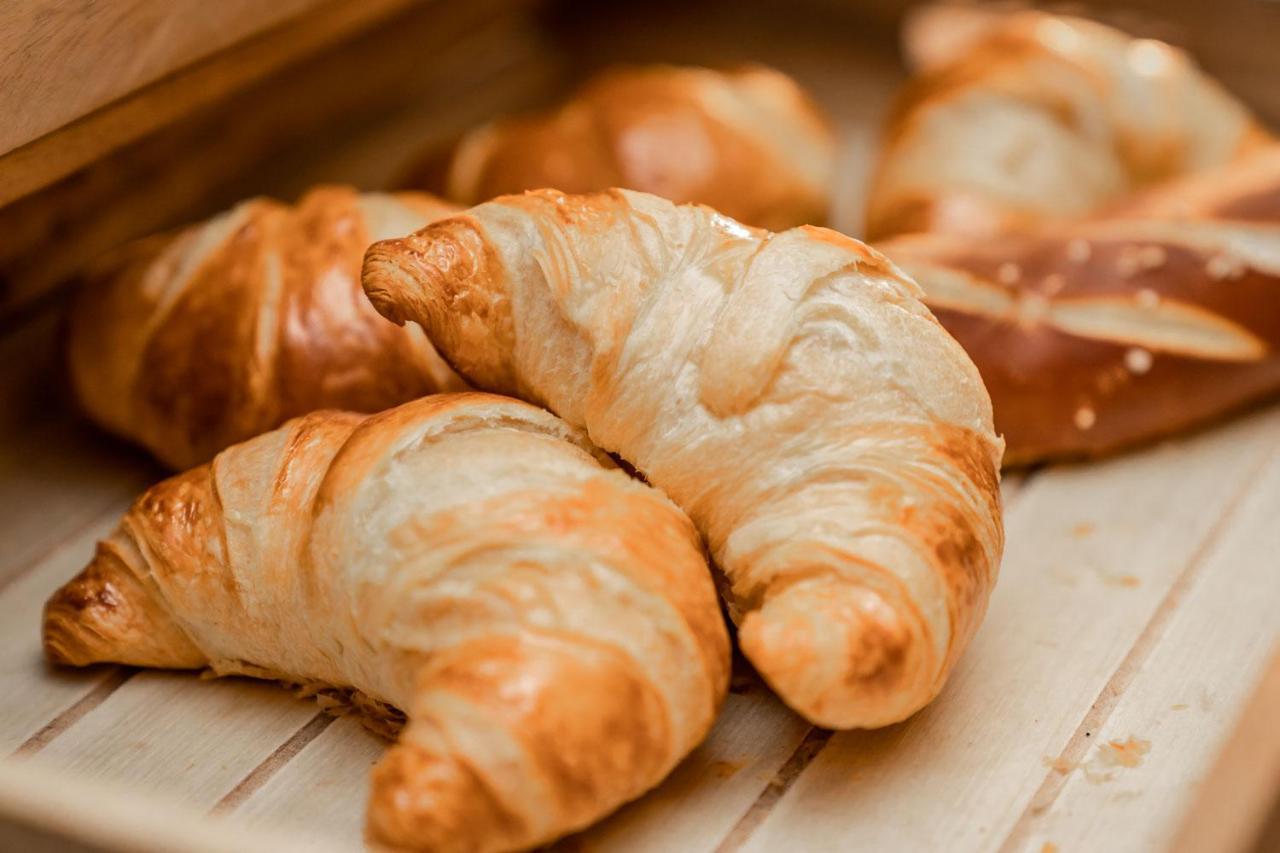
[43,392,730,852]
[362,189,1004,729]
[409,64,835,232]
[866,11,1280,463]
[866,10,1271,241]
[68,185,467,470]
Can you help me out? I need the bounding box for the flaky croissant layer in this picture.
[68,185,466,470]
[363,188,1004,729]
[44,393,730,853]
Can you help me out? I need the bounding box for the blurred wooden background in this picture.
[2,0,1277,328]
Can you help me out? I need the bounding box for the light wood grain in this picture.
[233,716,385,848]
[735,405,1280,853]
[1021,455,1280,852]
[0,511,125,753]
[33,671,321,806]
[0,311,156,586]
[0,0,421,207]
[1170,650,1280,853]
[0,0,330,157]
[0,757,330,853]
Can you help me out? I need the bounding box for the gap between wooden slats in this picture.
[726,404,1280,853]
[1013,445,1280,852]
[0,504,137,753]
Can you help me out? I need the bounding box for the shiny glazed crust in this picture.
[416,64,835,232]
[43,393,730,852]
[362,188,1004,729]
[869,11,1280,463]
[67,185,467,470]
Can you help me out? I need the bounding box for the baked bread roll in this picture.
[866,10,1270,241]
[867,10,1280,463]
[413,64,835,232]
[362,189,1004,729]
[68,185,466,470]
[44,392,729,853]
[882,147,1280,464]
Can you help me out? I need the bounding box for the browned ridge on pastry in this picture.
[44,392,729,853]
[867,10,1280,463]
[410,64,835,232]
[362,188,1004,729]
[68,185,467,471]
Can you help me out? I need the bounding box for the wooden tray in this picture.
[1,2,1277,851]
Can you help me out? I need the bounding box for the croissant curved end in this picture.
[738,576,938,729]
[43,540,203,670]
[361,242,419,327]
[367,739,524,853]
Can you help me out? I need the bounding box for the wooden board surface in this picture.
[0,0,560,324]
[1,3,1278,851]
[0,0,422,207]
[0,0,331,157]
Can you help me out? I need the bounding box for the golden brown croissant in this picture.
[68,185,467,470]
[362,189,1004,729]
[411,65,835,232]
[866,11,1271,241]
[865,10,1280,463]
[43,392,729,853]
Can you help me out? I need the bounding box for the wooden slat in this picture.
[0,512,126,753]
[1018,453,1280,851]
[0,757,329,853]
[0,0,421,207]
[0,0,558,322]
[0,0,330,157]
[1170,650,1280,853]
[31,672,320,807]
[0,311,156,587]
[733,404,1280,852]
[232,717,385,848]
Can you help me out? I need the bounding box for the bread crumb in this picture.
[997,262,1022,284]
[1134,288,1160,308]
[1098,572,1141,588]
[1099,736,1150,769]
[1074,406,1096,430]
[1072,522,1095,538]
[1042,842,1059,853]
[1125,347,1154,374]
[1042,756,1079,774]
[711,759,745,780]
[1171,703,1189,711]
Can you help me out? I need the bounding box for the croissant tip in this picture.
[739,578,935,729]
[361,248,410,326]
[41,541,205,671]
[366,740,525,853]
[42,571,114,667]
